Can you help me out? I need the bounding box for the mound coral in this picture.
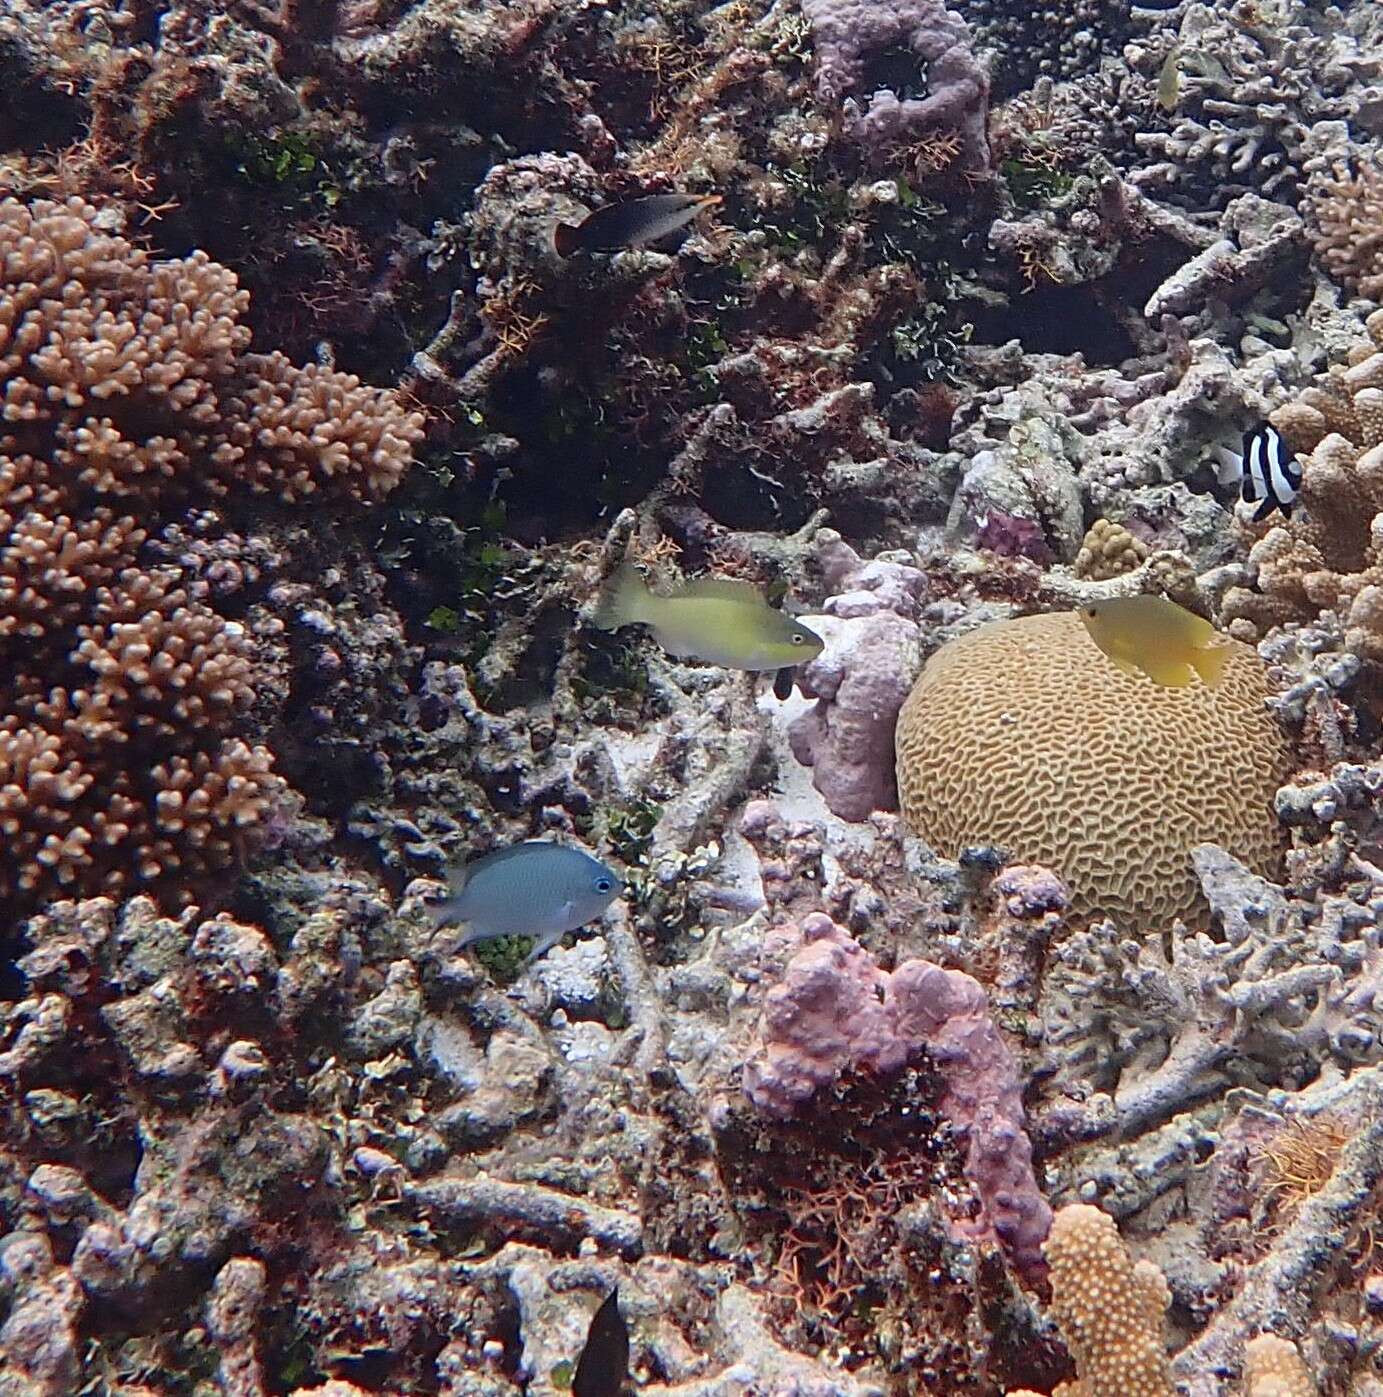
[802,0,991,172]
[0,195,424,907]
[1075,518,1149,581]
[743,913,1052,1279]
[894,611,1288,929]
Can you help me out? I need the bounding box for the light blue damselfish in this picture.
[427,841,624,962]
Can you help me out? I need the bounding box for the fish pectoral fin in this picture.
[1211,446,1243,486]
[1191,643,1229,687]
[525,929,568,963]
[1139,657,1197,687]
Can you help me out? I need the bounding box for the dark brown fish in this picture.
[572,1287,629,1397]
[553,193,721,258]
[772,666,796,700]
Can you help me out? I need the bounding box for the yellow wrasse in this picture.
[1157,48,1181,112]
[593,564,824,671]
[1077,595,1228,688]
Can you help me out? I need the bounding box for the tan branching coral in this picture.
[1222,309,1383,658]
[1310,161,1383,301]
[1074,519,1148,581]
[1006,1208,1314,1397]
[0,195,425,905]
[1043,1204,1174,1397]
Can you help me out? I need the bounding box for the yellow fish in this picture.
[1077,595,1228,688]
[592,563,824,671]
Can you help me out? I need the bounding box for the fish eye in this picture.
[595,877,613,893]
[791,633,805,645]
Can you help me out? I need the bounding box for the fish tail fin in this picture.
[1192,643,1229,688]
[1212,445,1244,486]
[591,563,648,632]
[552,221,582,258]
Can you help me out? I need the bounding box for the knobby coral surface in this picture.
[743,912,1052,1280]
[0,194,423,906]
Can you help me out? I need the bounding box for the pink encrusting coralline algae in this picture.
[743,914,1053,1280]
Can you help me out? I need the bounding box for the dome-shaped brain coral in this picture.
[894,611,1288,930]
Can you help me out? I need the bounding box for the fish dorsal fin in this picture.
[449,841,552,892]
[675,575,765,603]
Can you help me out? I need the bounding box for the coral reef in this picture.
[1222,308,1383,659]
[5,0,1383,1392]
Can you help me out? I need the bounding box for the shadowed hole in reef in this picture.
[859,44,929,101]
[698,457,817,533]
[972,235,1188,362]
[475,601,572,712]
[971,279,1136,361]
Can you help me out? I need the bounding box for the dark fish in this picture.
[1214,422,1302,522]
[573,1287,629,1397]
[773,666,796,700]
[553,193,721,258]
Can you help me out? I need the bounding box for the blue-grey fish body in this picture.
[428,842,623,961]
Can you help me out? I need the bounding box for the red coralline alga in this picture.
[744,913,1053,1281]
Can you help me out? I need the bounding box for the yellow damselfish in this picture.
[592,563,824,671]
[1077,594,1227,688]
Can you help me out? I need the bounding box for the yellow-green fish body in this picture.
[1078,595,1227,688]
[593,564,824,671]
[1158,48,1181,112]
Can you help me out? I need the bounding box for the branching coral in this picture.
[1128,1,1361,209]
[1309,159,1383,301]
[1039,844,1383,1146]
[0,194,423,906]
[1038,1203,1175,1397]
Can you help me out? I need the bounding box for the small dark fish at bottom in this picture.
[573,1287,629,1397]
[554,193,721,258]
[773,666,796,700]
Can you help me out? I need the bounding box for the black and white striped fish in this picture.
[1214,422,1302,522]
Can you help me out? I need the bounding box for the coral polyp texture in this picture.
[894,612,1288,930]
[1309,161,1383,301]
[0,195,423,905]
[1016,1203,1175,1397]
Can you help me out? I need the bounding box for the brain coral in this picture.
[895,611,1287,930]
